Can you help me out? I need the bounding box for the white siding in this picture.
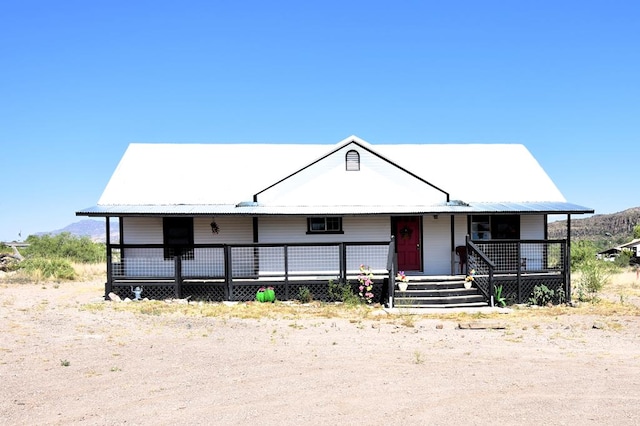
[521,215,545,239]
[423,215,452,275]
[258,216,391,243]
[520,215,546,270]
[122,217,163,244]
[258,143,447,207]
[194,217,253,244]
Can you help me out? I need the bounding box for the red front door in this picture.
[395,216,421,271]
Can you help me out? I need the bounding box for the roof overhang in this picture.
[76,202,594,217]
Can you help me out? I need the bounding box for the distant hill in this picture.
[549,207,640,247]
[40,219,119,243]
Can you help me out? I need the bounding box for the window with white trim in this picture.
[307,217,343,234]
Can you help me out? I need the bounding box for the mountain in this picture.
[548,207,640,247]
[42,219,119,243]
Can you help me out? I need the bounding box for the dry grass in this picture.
[8,265,640,323]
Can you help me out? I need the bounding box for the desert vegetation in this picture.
[0,233,105,282]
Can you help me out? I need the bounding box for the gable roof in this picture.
[77,135,593,216]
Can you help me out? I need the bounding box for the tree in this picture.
[634,224,640,240]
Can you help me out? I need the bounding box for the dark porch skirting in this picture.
[108,278,388,304]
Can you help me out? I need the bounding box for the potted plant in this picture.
[464,269,475,289]
[396,271,409,292]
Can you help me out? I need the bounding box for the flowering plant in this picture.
[465,269,475,282]
[357,264,375,304]
[396,271,409,283]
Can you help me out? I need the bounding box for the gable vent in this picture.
[346,150,360,171]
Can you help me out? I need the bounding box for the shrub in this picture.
[328,279,359,304]
[20,257,77,281]
[22,233,105,264]
[576,259,609,301]
[571,240,597,270]
[529,284,566,306]
[297,286,313,304]
[614,249,633,268]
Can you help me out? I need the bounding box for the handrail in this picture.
[466,238,496,306]
[467,240,496,269]
[387,236,396,307]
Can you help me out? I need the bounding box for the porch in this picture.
[105,238,570,307]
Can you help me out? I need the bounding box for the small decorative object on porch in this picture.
[464,269,475,289]
[130,286,143,301]
[256,286,276,303]
[210,220,220,234]
[396,271,409,291]
[358,264,375,304]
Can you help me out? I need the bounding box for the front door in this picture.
[395,216,422,271]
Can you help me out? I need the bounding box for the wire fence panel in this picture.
[287,245,340,275]
[183,247,225,278]
[346,244,389,274]
[119,248,174,277]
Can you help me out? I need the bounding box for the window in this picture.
[307,217,343,234]
[492,215,520,239]
[346,150,360,171]
[470,215,520,240]
[163,217,194,259]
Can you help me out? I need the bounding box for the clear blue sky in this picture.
[1,1,638,241]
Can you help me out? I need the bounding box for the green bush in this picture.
[571,240,597,270]
[528,284,566,306]
[297,286,313,304]
[328,279,360,304]
[614,249,633,268]
[22,233,105,263]
[576,259,609,301]
[20,257,77,280]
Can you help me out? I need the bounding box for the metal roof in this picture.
[76,201,593,217]
[77,136,594,217]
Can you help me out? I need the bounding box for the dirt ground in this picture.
[1,277,639,426]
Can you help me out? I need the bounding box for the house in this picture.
[76,136,593,306]
[598,239,640,261]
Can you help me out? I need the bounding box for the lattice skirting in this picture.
[109,281,386,303]
[495,276,565,304]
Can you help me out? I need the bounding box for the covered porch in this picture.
[104,235,570,308]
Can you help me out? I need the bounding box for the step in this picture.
[395,294,486,305]
[394,301,489,309]
[396,287,479,297]
[393,277,489,308]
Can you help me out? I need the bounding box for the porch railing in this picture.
[468,238,569,304]
[106,241,391,302]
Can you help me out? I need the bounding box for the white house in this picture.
[77,136,593,305]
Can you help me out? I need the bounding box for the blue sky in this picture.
[1,1,638,241]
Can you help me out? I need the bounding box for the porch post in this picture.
[566,214,572,301]
[105,217,113,299]
[450,215,455,275]
[339,243,346,283]
[174,253,182,299]
[224,245,232,301]
[284,245,290,300]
